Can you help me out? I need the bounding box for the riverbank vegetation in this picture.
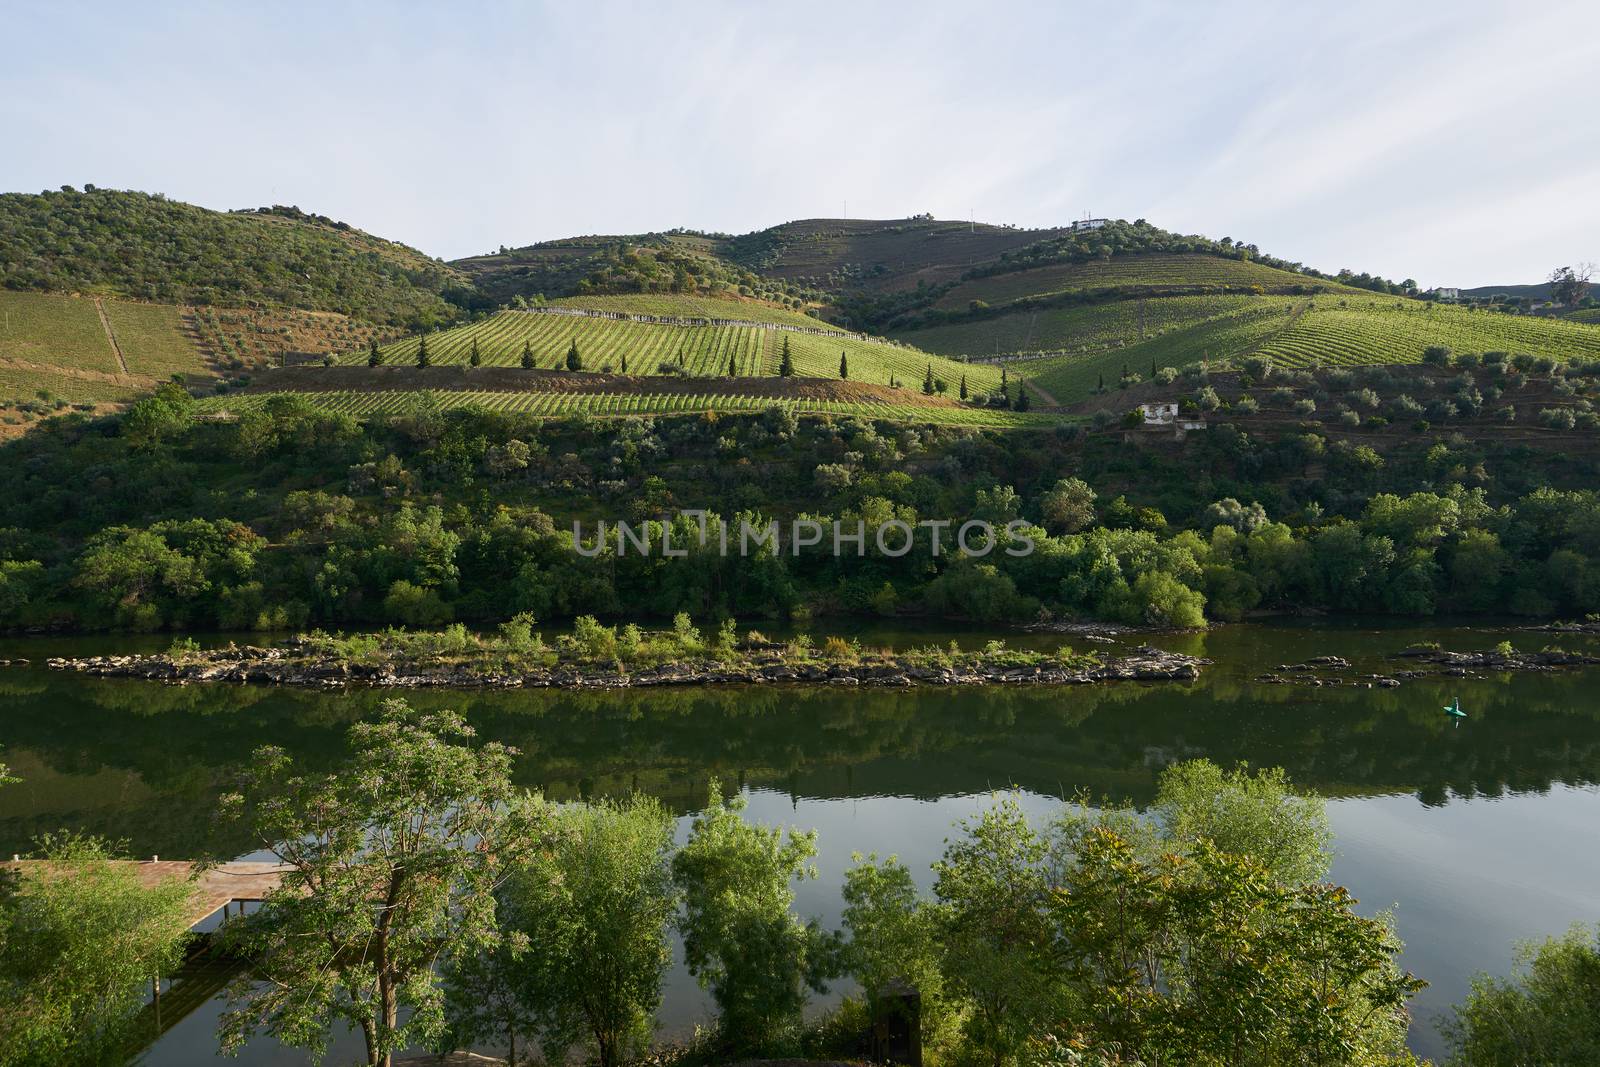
[7,703,1600,1065]
[5,372,1600,635]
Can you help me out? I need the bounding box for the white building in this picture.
[1071,218,1109,233]
[1431,287,1460,301]
[1141,402,1179,425]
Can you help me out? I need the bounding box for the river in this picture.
[2,619,1598,1063]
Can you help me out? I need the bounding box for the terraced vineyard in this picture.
[932,253,1357,311]
[1254,302,1600,368]
[897,294,1303,359]
[1015,302,1302,403]
[100,299,202,376]
[197,387,1060,427]
[548,293,832,327]
[359,309,1003,391]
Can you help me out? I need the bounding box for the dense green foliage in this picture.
[1441,924,1600,1066]
[0,834,194,1067]
[841,762,1419,1067]
[218,701,549,1067]
[8,382,1600,633]
[0,188,464,326]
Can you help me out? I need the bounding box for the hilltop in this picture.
[0,187,466,326]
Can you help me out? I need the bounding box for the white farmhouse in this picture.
[1430,287,1460,301]
[1140,402,1179,425]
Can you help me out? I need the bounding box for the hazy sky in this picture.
[4,1,1596,287]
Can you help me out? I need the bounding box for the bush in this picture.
[1292,397,1317,415]
[1442,924,1600,1067]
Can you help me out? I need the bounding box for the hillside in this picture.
[716,217,1073,293]
[1008,296,1600,405]
[0,290,212,428]
[0,188,465,326]
[352,295,1006,393]
[204,365,1059,428]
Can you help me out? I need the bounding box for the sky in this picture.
[3,1,1596,288]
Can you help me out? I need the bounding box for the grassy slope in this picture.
[1255,301,1600,368]
[1016,306,1298,403]
[931,253,1359,310]
[358,302,1004,392]
[0,291,211,406]
[547,293,844,329]
[899,294,1306,359]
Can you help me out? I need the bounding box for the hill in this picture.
[352,294,1006,394]
[0,187,466,326]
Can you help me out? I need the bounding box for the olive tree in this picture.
[218,700,550,1067]
[0,833,194,1067]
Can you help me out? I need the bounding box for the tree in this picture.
[620,352,628,374]
[839,351,849,380]
[469,338,482,367]
[485,796,678,1067]
[923,363,935,395]
[959,374,968,400]
[218,700,550,1067]
[672,781,836,1052]
[1442,923,1600,1066]
[778,336,794,377]
[933,797,1056,1067]
[1015,387,1030,412]
[122,381,194,449]
[1040,477,1097,534]
[368,337,383,367]
[842,854,948,1050]
[728,352,738,377]
[566,339,582,371]
[1152,760,1332,885]
[0,833,194,1067]
[521,340,535,370]
[1548,263,1594,308]
[416,333,430,368]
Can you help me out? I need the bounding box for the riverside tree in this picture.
[672,781,838,1053]
[1443,923,1600,1066]
[218,700,551,1067]
[0,833,195,1067]
[471,795,678,1067]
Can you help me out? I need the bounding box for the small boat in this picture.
[1443,696,1467,724]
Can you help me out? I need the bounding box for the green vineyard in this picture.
[357,309,1004,392]
[932,253,1358,311]
[1254,302,1600,368]
[548,294,836,328]
[1014,303,1300,404]
[897,294,1304,359]
[197,387,1062,427]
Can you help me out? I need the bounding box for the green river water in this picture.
[2,618,1598,1064]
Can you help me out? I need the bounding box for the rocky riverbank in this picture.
[44,643,1209,691]
[1390,645,1600,675]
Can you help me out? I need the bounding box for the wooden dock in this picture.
[3,857,289,927]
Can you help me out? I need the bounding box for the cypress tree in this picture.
[367,337,383,367]
[469,338,481,367]
[778,336,794,377]
[1016,387,1030,412]
[922,363,935,395]
[728,352,738,377]
[416,333,430,368]
[1098,372,1105,392]
[839,351,848,380]
[959,374,968,400]
[621,352,628,374]
[566,338,581,371]
[521,340,535,369]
